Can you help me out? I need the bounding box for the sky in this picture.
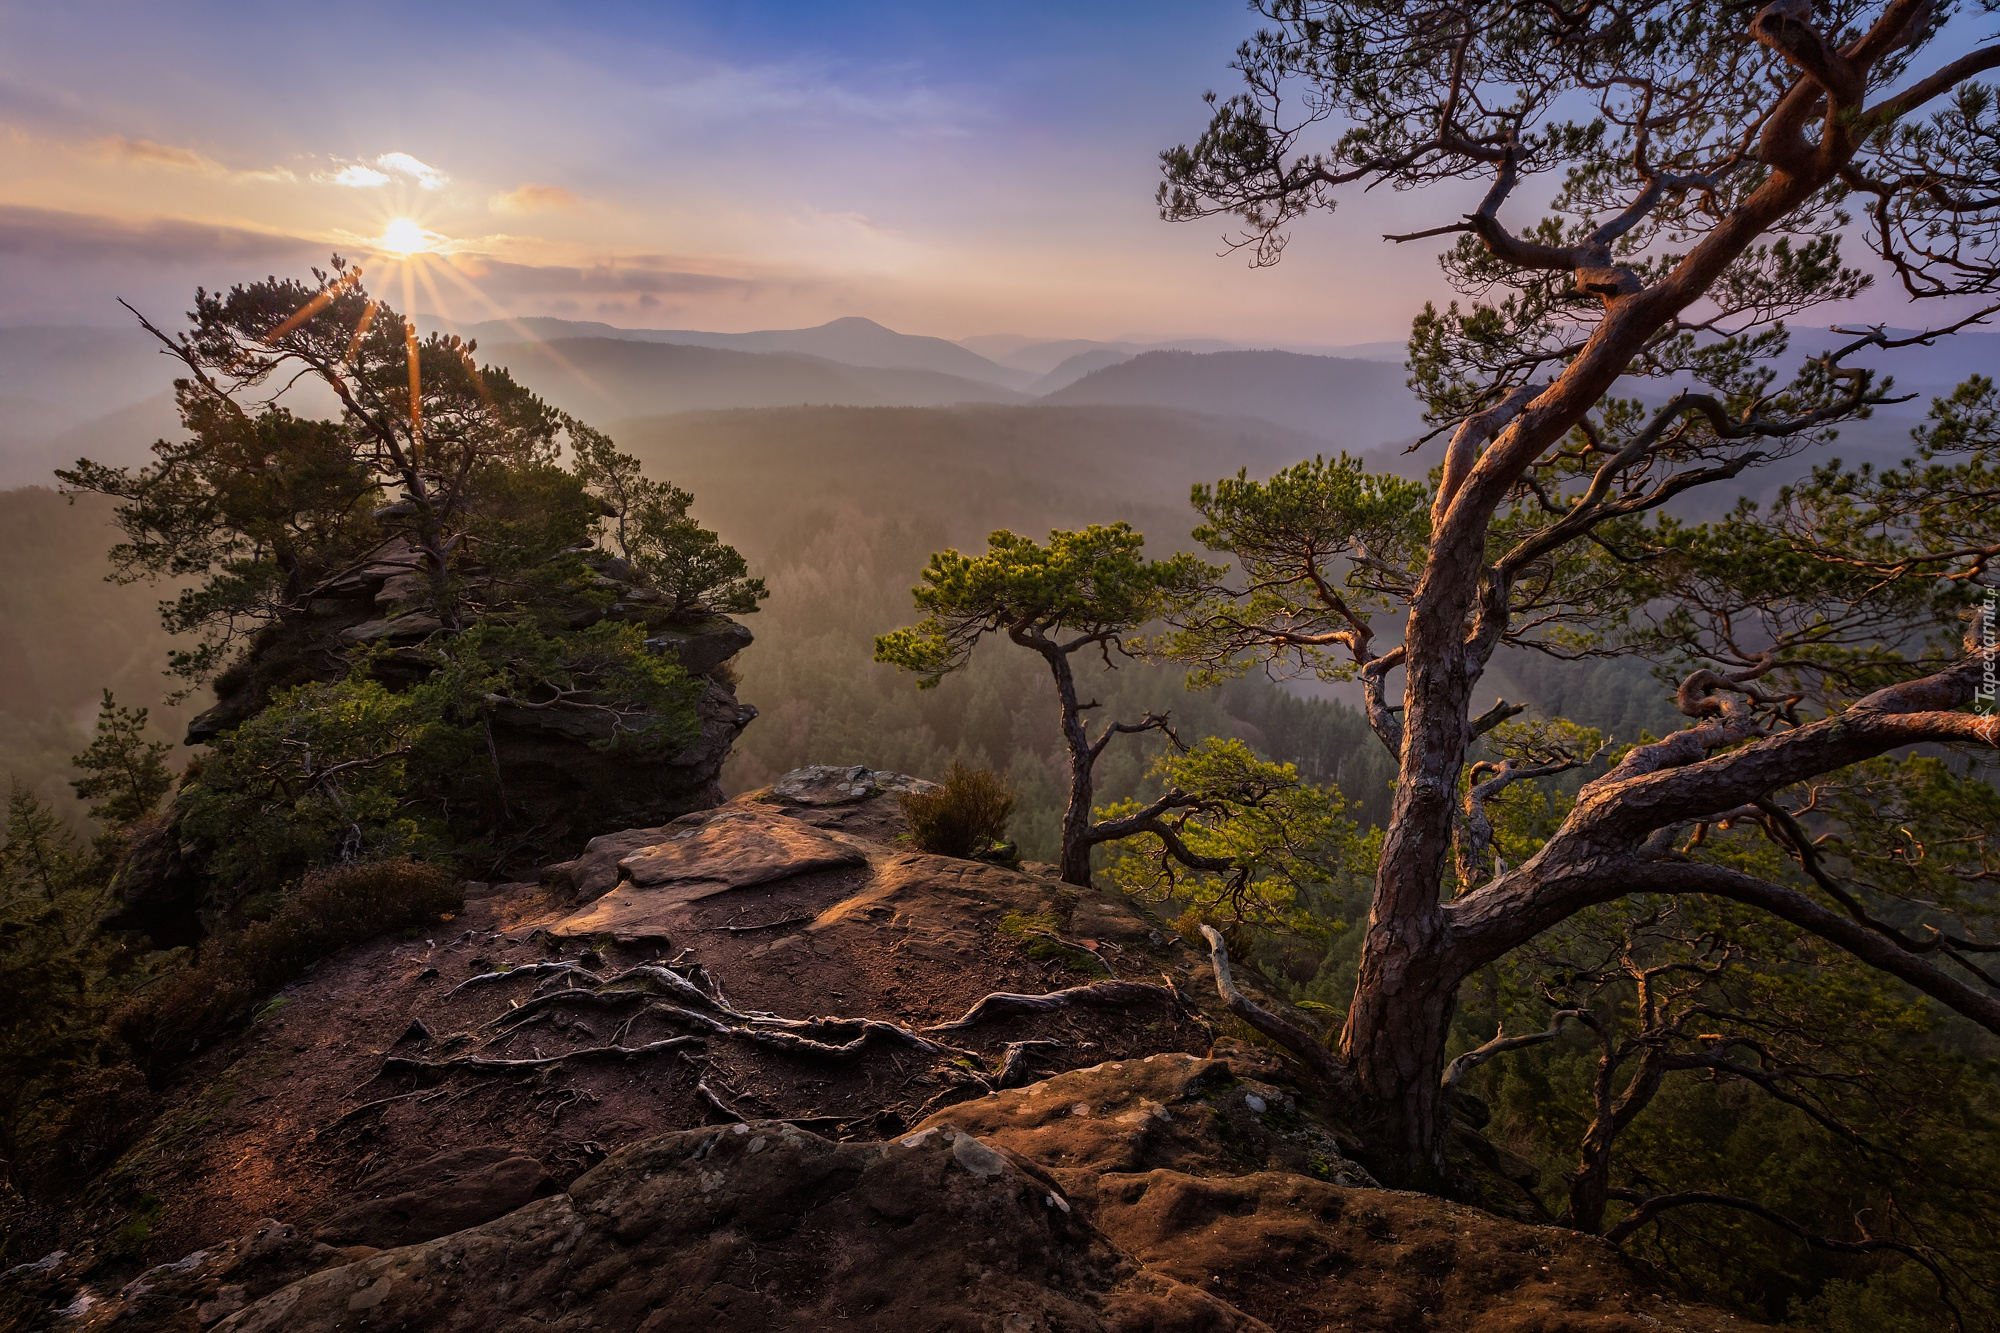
[0,0,1463,343]
[0,2,1982,346]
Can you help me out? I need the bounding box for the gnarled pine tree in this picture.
[1161,0,2000,1187]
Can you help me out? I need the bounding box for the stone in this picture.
[766,764,937,807]
[210,1122,1255,1333]
[914,1052,1371,1186]
[313,1146,553,1248]
[337,610,444,646]
[642,614,755,676]
[618,811,865,889]
[548,810,865,937]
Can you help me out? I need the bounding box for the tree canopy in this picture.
[877,525,1229,885]
[57,264,757,904]
[1149,6,2000,1305]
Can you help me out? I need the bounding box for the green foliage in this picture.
[571,422,766,616]
[0,784,157,1189]
[1175,455,1429,682]
[177,621,701,910]
[174,676,439,901]
[899,761,1016,859]
[52,265,746,905]
[70,691,176,837]
[875,524,1216,685]
[1099,737,1372,933]
[115,858,462,1070]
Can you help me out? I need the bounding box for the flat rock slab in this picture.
[549,811,865,938]
[766,764,936,807]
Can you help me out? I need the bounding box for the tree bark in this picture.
[1046,647,1097,887]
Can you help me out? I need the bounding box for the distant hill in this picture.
[966,335,1409,378]
[435,315,1034,390]
[1027,348,1135,395]
[0,325,183,486]
[607,403,1326,551]
[1045,349,1423,450]
[476,337,1031,421]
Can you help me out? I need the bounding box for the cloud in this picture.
[490,183,580,214]
[321,163,391,188]
[87,134,296,182]
[0,204,320,266]
[459,255,752,299]
[92,135,220,173]
[315,152,449,190]
[377,152,448,189]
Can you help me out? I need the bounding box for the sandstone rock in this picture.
[313,1145,553,1248]
[619,811,865,889]
[642,614,755,676]
[914,1051,1373,1187]
[36,1219,367,1333]
[168,539,758,885]
[212,1122,1255,1333]
[549,810,865,938]
[539,815,705,902]
[767,764,937,807]
[336,610,444,646]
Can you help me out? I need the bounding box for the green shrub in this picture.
[117,858,462,1070]
[900,762,1016,859]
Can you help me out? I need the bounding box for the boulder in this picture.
[312,1146,553,1248]
[913,1052,1374,1186]
[211,1122,1255,1333]
[642,615,756,677]
[550,809,866,938]
[767,764,936,807]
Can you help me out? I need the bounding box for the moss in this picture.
[107,1192,164,1259]
[997,911,1107,976]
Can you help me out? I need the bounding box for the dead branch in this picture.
[1442,1011,1585,1091]
[1199,926,1363,1103]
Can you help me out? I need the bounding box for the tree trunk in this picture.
[1340,552,1486,1184]
[1338,927,1460,1186]
[1046,648,1096,887]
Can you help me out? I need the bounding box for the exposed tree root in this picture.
[448,960,596,996]
[372,954,1188,1118]
[377,1035,705,1079]
[924,980,1178,1033]
[996,1039,1063,1089]
[695,1076,746,1122]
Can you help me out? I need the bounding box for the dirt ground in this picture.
[77,784,1213,1265]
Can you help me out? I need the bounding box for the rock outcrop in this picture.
[7,770,1779,1333]
[103,542,757,944]
[187,541,757,842]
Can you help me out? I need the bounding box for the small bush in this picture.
[900,762,1016,859]
[117,858,462,1070]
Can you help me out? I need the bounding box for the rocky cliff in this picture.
[102,542,757,948]
[5,769,1776,1333]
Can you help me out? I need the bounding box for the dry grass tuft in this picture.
[900,762,1016,860]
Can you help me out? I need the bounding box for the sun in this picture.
[378,217,436,256]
